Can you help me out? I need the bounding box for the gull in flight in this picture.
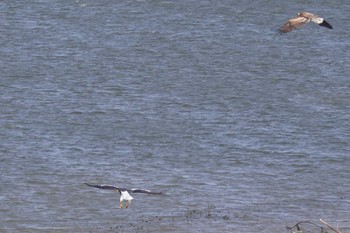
[277,12,333,35]
[85,183,163,208]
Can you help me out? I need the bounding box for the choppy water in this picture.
[1,1,350,232]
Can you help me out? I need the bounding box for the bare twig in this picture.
[320,219,342,233]
[287,221,325,233]
[288,221,323,230]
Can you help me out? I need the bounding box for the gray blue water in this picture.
[1,1,350,232]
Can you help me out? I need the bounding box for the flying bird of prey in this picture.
[85,183,163,208]
[277,12,333,35]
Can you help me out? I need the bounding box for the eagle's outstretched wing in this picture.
[85,183,119,190]
[130,188,163,195]
[85,183,163,194]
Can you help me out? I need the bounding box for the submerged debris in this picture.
[88,204,231,233]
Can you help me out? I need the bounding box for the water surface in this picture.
[1,1,350,232]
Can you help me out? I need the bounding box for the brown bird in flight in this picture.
[277,12,333,35]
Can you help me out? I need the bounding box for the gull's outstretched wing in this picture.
[318,19,332,29]
[277,12,333,35]
[85,183,119,190]
[277,15,309,35]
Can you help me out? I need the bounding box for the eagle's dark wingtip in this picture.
[84,183,119,190]
[319,20,333,29]
[85,183,100,188]
[153,191,165,195]
[130,189,164,195]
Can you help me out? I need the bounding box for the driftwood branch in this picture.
[287,220,344,233]
[320,219,342,233]
[287,221,324,232]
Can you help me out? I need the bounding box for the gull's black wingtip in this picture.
[276,30,285,36]
[319,20,333,29]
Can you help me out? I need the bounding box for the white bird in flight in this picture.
[277,12,333,35]
[85,183,163,208]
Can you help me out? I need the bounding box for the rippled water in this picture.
[1,1,350,232]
